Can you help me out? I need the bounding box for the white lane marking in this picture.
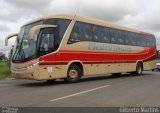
[50,85,110,102]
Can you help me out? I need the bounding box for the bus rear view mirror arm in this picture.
[29,24,57,40]
[5,33,18,46]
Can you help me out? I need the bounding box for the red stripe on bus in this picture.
[39,54,156,65]
[39,47,156,64]
[39,62,68,65]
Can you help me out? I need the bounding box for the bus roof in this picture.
[23,13,152,35]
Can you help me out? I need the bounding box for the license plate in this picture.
[15,73,20,78]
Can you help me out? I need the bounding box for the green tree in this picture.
[7,46,14,66]
[0,52,5,61]
[8,47,13,61]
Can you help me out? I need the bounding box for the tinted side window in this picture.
[68,22,92,43]
[110,29,124,44]
[57,19,71,39]
[44,19,70,39]
[39,28,55,56]
[150,35,156,47]
[93,25,110,43]
[137,34,143,46]
[124,32,137,46]
[145,35,156,47]
[105,28,111,43]
[44,19,71,47]
[137,34,147,47]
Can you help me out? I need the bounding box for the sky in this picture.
[1,0,160,56]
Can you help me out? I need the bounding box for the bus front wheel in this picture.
[65,65,82,83]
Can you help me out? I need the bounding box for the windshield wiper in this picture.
[13,39,26,61]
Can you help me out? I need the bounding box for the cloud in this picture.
[47,0,139,22]
[116,0,160,33]
[1,0,160,55]
[0,31,16,56]
[5,0,52,9]
[2,0,140,22]
[0,22,9,31]
[1,0,52,22]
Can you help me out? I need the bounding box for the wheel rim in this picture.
[68,68,78,79]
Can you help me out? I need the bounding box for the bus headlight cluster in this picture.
[26,61,39,69]
[11,67,27,72]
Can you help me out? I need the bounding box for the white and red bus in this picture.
[5,14,157,82]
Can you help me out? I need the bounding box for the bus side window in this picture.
[124,32,129,45]
[137,35,146,47]
[110,29,116,43]
[93,25,106,43]
[146,35,156,47]
[104,27,111,43]
[68,22,92,44]
[125,32,137,46]
[136,34,141,46]
[57,19,71,39]
[110,29,124,44]
[150,36,156,47]
[39,28,55,56]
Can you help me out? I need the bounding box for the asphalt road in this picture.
[0,71,160,107]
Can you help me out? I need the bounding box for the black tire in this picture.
[46,79,56,83]
[130,72,135,75]
[112,73,121,76]
[152,69,155,71]
[65,65,82,83]
[135,62,143,75]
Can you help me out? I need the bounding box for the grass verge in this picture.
[0,61,11,79]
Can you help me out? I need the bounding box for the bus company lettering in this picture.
[88,43,131,52]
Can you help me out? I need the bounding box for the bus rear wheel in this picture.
[65,65,82,83]
[135,62,143,75]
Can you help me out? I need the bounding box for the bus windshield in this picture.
[12,21,43,62]
[12,19,71,62]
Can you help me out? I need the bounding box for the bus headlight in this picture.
[26,61,39,70]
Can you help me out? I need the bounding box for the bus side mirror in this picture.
[5,33,18,46]
[29,24,57,41]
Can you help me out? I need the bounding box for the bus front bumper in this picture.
[11,63,40,80]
